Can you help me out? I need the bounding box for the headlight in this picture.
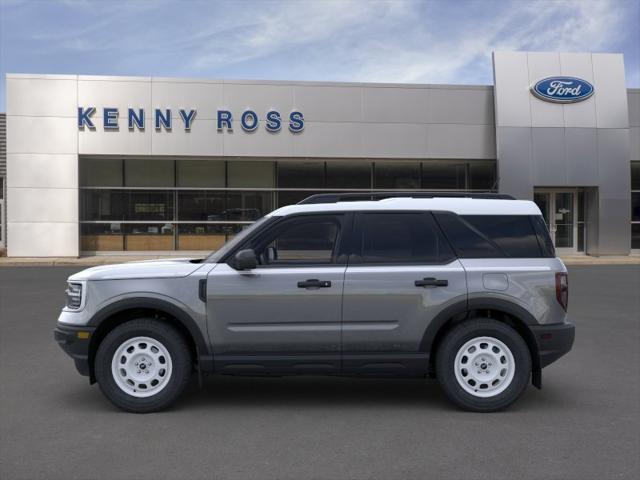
[65,282,83,309]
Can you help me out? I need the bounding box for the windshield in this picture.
[205,216,271,263]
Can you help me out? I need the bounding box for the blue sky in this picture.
[0,0,638,111]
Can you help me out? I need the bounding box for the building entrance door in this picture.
[534,189,585,254]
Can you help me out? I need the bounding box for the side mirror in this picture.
[232,249,257,271]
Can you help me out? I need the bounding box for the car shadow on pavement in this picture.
[59,375,573,414]
[183,376,453,410]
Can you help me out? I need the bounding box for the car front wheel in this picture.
[94,319,192,413]
[436,318,531,412]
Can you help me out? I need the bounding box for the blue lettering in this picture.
[155,109,172,130]
[265,110,281,132]
[289,111,304,133]
[128,108,145,130]
[241,110,259,132]
[78,107,96,129]
[217,110,233,131]
[103,108,119,129]
[179,109,197,130]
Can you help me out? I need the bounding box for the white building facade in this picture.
[2,51,639,257]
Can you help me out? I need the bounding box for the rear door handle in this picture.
[415,277,448,287]
[297,279,332,289]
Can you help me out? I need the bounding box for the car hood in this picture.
[68,258,206,281]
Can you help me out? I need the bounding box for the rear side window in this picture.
[530,215,556,257]
[354,212,455,264]
[433,212,500,258]
[434,213,547,258]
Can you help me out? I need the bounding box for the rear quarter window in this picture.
[434,213,550,258]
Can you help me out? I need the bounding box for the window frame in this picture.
[348,211,457,266]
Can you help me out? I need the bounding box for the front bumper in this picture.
[54,324,96,377]
[531,321,575,368]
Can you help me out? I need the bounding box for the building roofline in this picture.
[5,73,493,90]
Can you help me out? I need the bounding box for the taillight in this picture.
[555,272,568,311]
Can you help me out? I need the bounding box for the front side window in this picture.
[253,215,342,266]
[354,212,454,264]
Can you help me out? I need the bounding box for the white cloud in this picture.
[190,0,408,70]
[0,0,636,88]
[185,0,633,84]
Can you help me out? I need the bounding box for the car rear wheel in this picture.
[95,319,192,413]
[436,318,531,412]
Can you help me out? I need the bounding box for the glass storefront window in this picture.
[468,162,496,190]
[374,162,420,189]
[325,161,371,189]
[631,162,640,190]
[79,157,500,252]
[122,223,174,251]
[81,190,126,221]
[422,162,466,189]
[125,159,174,187]
[632,192,640,222]
[128,191,174,221]
[178,191,271,222]
[632,224,640,249]
[178,191,226,221]
[177,224,240,251]
[80,223,125,251]
[277,161,325,188]
[225,191,272,220]
[228,161,274,188]
[177,160,225,188]
[81,158,123,187]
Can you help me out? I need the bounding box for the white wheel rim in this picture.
[454,336,515,398]
[111,336,173,398]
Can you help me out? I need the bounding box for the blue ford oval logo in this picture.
[531,76,594,103]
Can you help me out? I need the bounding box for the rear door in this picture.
[341,212,467,374]
[207,213,350,374]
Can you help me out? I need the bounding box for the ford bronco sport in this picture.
[55,192,575,413]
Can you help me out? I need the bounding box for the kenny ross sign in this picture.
[530,76,594,103]
[78,107,305,133]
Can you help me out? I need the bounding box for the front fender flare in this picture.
[88,296,213,372]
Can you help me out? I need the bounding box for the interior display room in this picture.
[3,51,639,257]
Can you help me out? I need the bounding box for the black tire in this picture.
[95,319,192,413]
[435,318,531,412]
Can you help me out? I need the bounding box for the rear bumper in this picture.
[54,324,95,377]
[531,321,575,368]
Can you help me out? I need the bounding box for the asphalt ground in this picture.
[0,265,639,480]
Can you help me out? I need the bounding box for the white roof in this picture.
[269,197,542,217]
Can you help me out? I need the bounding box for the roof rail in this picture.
[297,191,515,204]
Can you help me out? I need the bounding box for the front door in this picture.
[534,190,583,254]
[341,212,468,375]
[206,213,349,374]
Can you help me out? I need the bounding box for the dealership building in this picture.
[1,51,639,257]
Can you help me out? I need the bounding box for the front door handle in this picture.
[297,279,332,289]
[415,277,448,287]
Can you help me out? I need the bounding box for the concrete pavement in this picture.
[0,265,639,480]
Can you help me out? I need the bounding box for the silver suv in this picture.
[55,193,575,413]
